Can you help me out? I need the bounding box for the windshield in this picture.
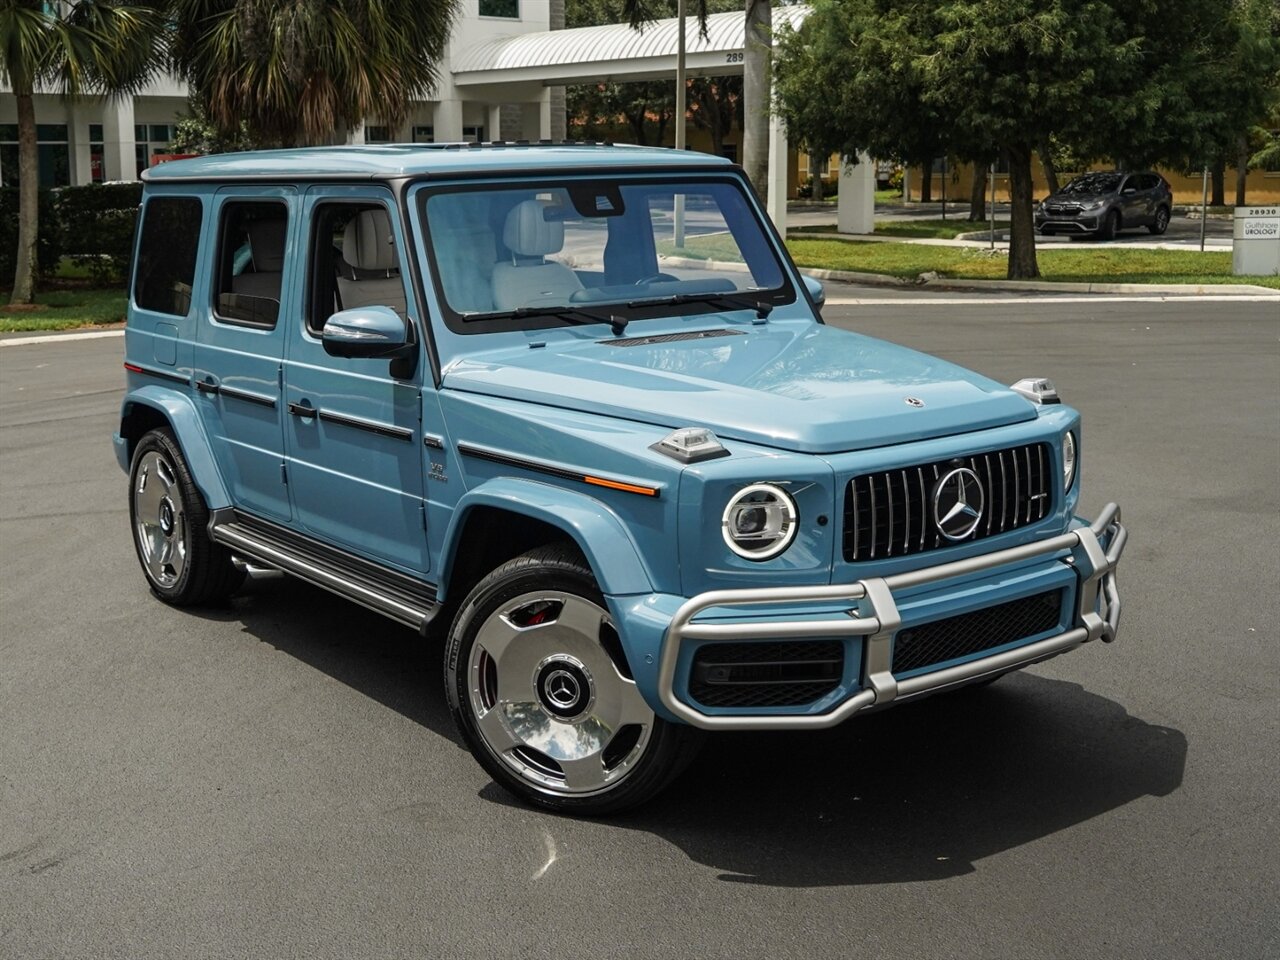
[420,177,791,333]
[1061,173,1122,195]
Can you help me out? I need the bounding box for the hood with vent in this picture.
[443,321,1038,455]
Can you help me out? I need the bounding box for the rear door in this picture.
[281,185,429,574]
[192,187,297,522]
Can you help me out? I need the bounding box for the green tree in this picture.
[776,0,1280,279]
[169,0,460,148]
[0,0,164,304]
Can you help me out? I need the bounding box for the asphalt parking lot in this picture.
[2,290,1277,958]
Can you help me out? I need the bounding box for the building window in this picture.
[0,123,70,188]
[808,153,831,177]
[479,0,519,17]
[462,125,485,143]
[134,123,176,177]
[89,123,104,182]
[134,197,203,317]
[365,125,391,143]
[412,126,435,143]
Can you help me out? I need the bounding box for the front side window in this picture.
[421,177,790,334]
[1062,173,1122,195]
[134,196,202,317]
[307,201,410,336]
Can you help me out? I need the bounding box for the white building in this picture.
[0,0,561,188]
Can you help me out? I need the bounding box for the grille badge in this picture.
[933,467,985,540]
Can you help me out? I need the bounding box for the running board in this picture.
[209,509,439,631]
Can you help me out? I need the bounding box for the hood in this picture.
[443,322,1038,454]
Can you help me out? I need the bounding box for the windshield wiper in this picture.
[508,304,629,336]
[626,291,773,320]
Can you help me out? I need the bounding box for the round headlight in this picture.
[1063,431,1078,490]
[722,483,798,560]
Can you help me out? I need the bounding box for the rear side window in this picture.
[213,200,289,328]
[134,197,202,317]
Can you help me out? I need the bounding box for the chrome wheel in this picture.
[466,590,654,797]
[133,450,187,588]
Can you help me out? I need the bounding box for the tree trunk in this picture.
[10,92,40,304]
[1038,139,1060,196]
[1236,135,1249,207]
[968,164,987,221]
[919,163,932,203]
[1006,144,1039,280]
[742,0,771,199]
[1210,158,1226,207]
[811,166,824,201]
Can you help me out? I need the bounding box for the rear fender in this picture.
[118,386,230,510]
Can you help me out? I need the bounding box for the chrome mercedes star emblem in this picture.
[544,670,580,710]
[933,467,985,540]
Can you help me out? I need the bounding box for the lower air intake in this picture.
[891,589,1064,674]
[689,640,843,708]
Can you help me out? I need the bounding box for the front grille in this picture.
[1046,204,1082,216]
[891,589,1064,674]
[689,640,843,708]
[842,443,1052,562]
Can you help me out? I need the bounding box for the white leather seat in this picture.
[231,218,286,302]
[491,199,583,311]
[337,208,408,317]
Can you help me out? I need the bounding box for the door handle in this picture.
[288,400,316,419]
[195,376,219,396]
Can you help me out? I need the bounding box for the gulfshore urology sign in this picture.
[1233,206,1280,276]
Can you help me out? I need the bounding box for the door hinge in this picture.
[277,364,284,388]
[420,502,428,531]
[280,461,288,485]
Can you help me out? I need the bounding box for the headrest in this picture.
[342,208,398,271]
[503,199,564,258]
[247,219,287,272]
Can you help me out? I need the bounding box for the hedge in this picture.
[0,188,63,283]
[57,182,142,285]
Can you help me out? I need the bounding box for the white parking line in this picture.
[824,295,1280,306]
[0,329,124,347]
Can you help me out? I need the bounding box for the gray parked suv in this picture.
[1035,171,1172,240]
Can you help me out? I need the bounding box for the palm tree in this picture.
[169,0,461,148]
[0,0,165,305]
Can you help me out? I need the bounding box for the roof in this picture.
[140,142,735,182]
[452,5,810,85]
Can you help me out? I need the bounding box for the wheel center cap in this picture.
[535,658,593,720]
[159,499,175,535]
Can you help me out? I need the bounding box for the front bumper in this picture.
[1036,216,1099,234]
[657,503,1126,730]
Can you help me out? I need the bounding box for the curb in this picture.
[795,266,1280,297]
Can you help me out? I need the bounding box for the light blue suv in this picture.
[116,143,1126,813]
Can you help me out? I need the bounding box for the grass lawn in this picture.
[661,234,1279,288]
[785,239,1280,288]
[0,287,127,332]
[797,219,1008,239]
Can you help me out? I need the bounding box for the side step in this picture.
[209,509,439,631]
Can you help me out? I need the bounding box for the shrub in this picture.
[0,188,63,284]
[57,182,142,285]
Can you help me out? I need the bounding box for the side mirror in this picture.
[321,306,413,359]
[802,275,826,315]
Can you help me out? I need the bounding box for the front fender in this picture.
[118,386,230,510]
[440,477,655,597]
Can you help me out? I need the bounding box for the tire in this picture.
[128,427,244,605]
[1096,209,1120,241]
[1148,206,1170,235]
[445,543,703,815]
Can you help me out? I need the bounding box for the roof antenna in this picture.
[609,315,629,337]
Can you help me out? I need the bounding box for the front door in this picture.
[281,186,429,574]
[193,187,297,522]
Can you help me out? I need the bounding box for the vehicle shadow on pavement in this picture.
[193,574,463,748]
[606,673,1187,887]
